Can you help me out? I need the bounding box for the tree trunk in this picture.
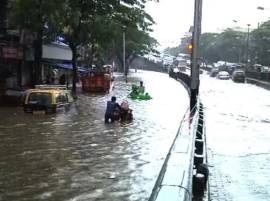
[33,27,43,86]
[34,0,44,86]
[88,44,96,68]
[71,45,77,96]
[125,54,136,74]
[116,52,136,73]
[17,61,22,88]
[0,0,7,35]
[116,53,124,72]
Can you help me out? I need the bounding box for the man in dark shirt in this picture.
[105,96,121,123]
[59,74,66,85]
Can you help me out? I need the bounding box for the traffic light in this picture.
[187,44,193,54]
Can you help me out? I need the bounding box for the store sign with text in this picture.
[1,47,23,60]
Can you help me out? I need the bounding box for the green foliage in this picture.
[251,21,270,65]
[89,1,158,71]
[13,0,62,40]
[199,30,246,63]
[165,21,270,66]
[12,0,64,84]
[198,23,270,65]
[164,46,180,57]
[12,0,157,91]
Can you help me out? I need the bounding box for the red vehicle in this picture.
[81,66,114,93]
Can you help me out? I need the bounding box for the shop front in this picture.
[0,46,25,105]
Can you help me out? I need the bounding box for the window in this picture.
[56,93,68,103]
[28,93,52,105]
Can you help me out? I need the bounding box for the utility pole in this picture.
[190,0,203,113]
[123,27,127,82]
[246,24,251,63]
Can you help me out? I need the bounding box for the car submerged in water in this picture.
[216,71,230,80]
[23,85,74,114]
[232,70,245,83]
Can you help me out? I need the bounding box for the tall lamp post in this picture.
[246,24,251,64]
[232,20,243,63]
[190,0,203,113]
[257,6,269,27]
[122,26,127,82]
[256,6,269,64]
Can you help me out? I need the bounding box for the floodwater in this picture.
[0,70,189,201]
[200,74,270,201]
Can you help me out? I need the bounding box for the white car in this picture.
[173,67,180,73]
[216,71,230,80]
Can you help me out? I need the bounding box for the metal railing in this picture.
[148,107,196,201]
[148,70,208,201]
[245,71,270,82]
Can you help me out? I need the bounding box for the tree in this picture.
[251,20,270,65]
[198,29,246,64]
[165,29,249,64]
[13,0,62,85]
[164,46,180,57]
[199,33,220,63]
[14,0,157,93]
[53,0,157,94]
[51,0,117,94]
[106,4,158,74]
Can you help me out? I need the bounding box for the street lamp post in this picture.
[123,31,126,76]
[232,20,243,63]
[257,6,269,28]
[190,0,203,113]
[246,24,251,64]
[122,26,127,82]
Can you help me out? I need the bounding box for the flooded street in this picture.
[200,74,270,201]
[0,70,189,201]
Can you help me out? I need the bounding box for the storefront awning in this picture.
[42,61,89,73]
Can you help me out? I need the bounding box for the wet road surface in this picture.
[0,70,189,201]
[200,74,270,201]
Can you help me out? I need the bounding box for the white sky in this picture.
[146,0,270,49]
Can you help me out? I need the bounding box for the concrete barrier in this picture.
[148,70,208,201]
[245,78,270,90]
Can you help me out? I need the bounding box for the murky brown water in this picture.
[0,71,189,201]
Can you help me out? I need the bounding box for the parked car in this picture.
[216,71,230,80]
[209,68,219,77]
[172,67,180,73]
[232,70,245,83]
[23,85,74,114]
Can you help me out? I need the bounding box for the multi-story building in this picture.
[0,0,24,99]
[0,1,76,105]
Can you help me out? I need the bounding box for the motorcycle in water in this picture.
[113,108,133,122]
[114,101,133,122]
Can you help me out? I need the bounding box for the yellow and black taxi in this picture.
[23,85,74,114]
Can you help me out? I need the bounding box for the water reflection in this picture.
[0,71,189,201]
[201,74,270,201]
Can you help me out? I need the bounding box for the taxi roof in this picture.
[26,85,69,94]
[27,89,63,93]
